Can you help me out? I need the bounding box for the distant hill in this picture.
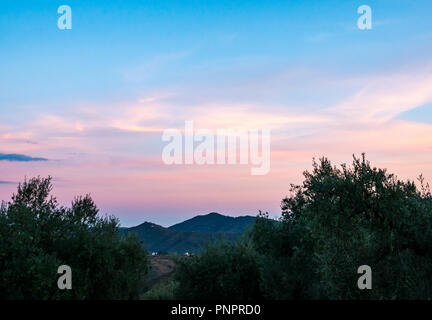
[120,213,257,253]
[121,221,239,254]
[169,212,257,234]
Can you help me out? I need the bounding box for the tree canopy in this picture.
[175,155,432,299]
[0,176,149,299]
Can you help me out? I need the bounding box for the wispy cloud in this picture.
[1,57,432,228]
[0,153,48,162]
[330,68,432,123]
[0,180,18,184]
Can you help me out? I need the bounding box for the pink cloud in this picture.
[2,62,432,225]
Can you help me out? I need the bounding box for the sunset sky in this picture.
[1,0,432,226]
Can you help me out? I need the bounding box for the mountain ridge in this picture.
[121,212,257,253]
[169,212,257,234]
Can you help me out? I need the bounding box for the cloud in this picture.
[0,153,48,162]
[330,69,432,123]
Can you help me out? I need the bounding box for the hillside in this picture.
[121,221,239,254]
[169,212,257,234]
[146,254,175,290]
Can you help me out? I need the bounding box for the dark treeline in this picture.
[170,155,432,300]
[2,154,432,299]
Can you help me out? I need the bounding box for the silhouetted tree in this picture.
[252,154,432,299]
[174,240,263,300]
[0,177,149,300]
[175,154,432,300]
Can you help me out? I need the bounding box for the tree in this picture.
[174,239,263,300]
[0,176,149,300]
[250,212,319,299]
[251,154,432,299]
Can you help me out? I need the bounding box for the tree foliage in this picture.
[175,154,432,299]
[254,154,432,299]
[0,177,149,300]
[173,240,263,300]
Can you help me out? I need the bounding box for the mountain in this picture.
[120,213,257,254]
[169,212,257,234]
[121,221,239,254]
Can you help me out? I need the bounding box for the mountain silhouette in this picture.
[169,212,256,233]
[121,212,257,253]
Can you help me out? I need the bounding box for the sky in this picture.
[1,0,432,227]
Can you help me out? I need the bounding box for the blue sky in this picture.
[1,1,432,226]
[2,0,431,107]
